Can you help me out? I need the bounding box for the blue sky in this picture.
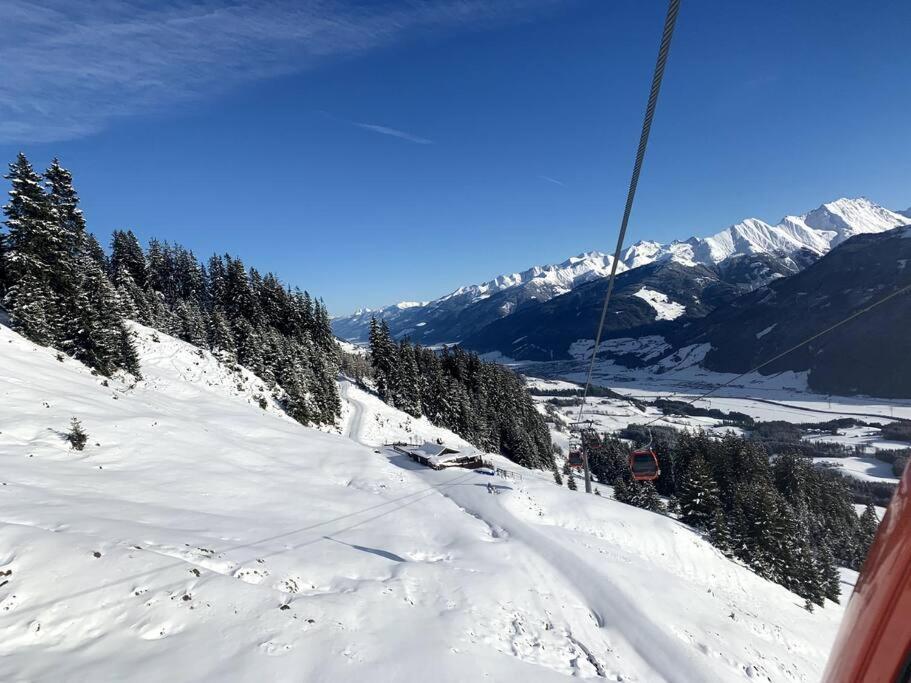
[2,0,910,314]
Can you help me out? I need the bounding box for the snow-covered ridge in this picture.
[439,250,628,305]
[627,197,909,269]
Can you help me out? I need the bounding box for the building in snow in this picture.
[392,441,485,470]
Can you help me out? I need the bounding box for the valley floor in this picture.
[0,323,850,681]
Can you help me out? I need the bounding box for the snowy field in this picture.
[815,457,900,485]
[0,321,851,681]
[518,345,911,425]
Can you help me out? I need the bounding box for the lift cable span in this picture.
[574,0,681,492]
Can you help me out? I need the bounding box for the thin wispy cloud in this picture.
[353,122,434,145]
[538,175,567,187]
[0,0,560,144]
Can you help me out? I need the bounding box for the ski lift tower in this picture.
[568,420,596,494]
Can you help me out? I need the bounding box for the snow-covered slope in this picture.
[632,287,686,321]
[1,321,848,681]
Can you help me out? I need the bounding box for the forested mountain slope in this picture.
[668,226,911,397]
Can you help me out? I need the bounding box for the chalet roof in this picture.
[400,441,479,466]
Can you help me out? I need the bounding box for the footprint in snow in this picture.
[259,640,294,656]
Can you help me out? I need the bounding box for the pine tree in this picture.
[43,159,85,338]
[109,230,148,290]
[84,233,108,270]
[233,318,264,374]
[612,476,631,504]
[309,347,341,424]
[678,454,721,529]
[118,324,142,378]
[1,153,66,343]
[552,465,563,486]
[70,256,137,376]
[368,317,396,402]
[856,503,879,565]
[617,480,664,512]
[207,310,236,360]
[818,542,841,604]
[734,484,783,582]
[567,470,578,490]
[176,301,207,347]
[708,508,734,557]
[67,417,88,450]
[394,339,422,417]
[3,271,56,344]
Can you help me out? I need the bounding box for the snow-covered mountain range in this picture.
[333,197,909,345]
[333,251,627,344]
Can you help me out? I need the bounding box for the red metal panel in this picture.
[823,460,911,682]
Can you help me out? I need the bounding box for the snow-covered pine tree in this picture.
[708,507,734,557]
[109,230,149,290]
[614,479,663,511]
[1,153,65,343]
[856,503,879,564]
[207,309,235,360]
[368,317,397,402]
[118,324,142,378]
[233,317,264,375]
[277,337,318,424]
[309,344,341,424]
[3,271,55,344]
[43,159,86,340]
[818,542,841,604]
[84,233,108,270]
[206,254,227,310]
[394,339,423,417]
[67,417,88,451]
[70,255,139,376]
[678,454,721,529]
[176,300,207,347]
[733,483,783,582]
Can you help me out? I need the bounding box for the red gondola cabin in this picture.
[629,449,660,481]
[568,449,584,468]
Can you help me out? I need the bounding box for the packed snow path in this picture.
[339,380,365,440]
[0,322,846,681]
[407,463,710,681]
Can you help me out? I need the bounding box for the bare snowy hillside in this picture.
[0,321,849,681]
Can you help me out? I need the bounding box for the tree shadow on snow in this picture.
[323,536,407,562]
